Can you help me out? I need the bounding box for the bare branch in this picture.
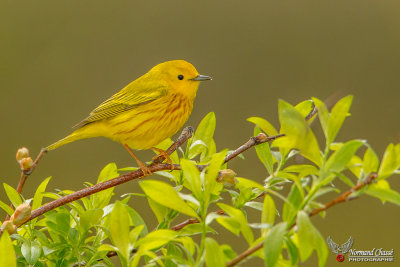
[308,172,377,217]
[226,242,264,267]
[224,133,284,164]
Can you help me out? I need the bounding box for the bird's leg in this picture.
[123,144,152,176]
[151,147,174,170]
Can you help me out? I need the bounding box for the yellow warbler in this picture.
[46,60,211,174]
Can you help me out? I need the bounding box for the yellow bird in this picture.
[46,60,212,174]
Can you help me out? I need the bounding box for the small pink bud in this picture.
[10,203,31,225]
[16,147,29,162]
[20,157,33,171]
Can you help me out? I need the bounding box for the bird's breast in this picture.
[105,93,194,149]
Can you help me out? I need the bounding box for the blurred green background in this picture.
[1,0,400,266]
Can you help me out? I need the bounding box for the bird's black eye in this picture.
[178,74,184,80]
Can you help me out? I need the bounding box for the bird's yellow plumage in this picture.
[46,60,211,168]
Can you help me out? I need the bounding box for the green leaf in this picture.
[139,180,198,218]
[245,201,264,211]
[285,238,299,265]
[363,146,379,175]
[201,139,217,162]
[55,211,71,234]
[295,100,314,118]
[45,210,71,240]
[324,140,364,175]
[221,244,237,261]
[216,217,241,235]
[205,151,227,204]
[21,240,41,265]
[311,98,329,140]
[247,117,278,136]
[136,229,177,251]
[274,100,321,166]
[261,195,275,236]
[98,243,118,252]
[282,184,303,223]
[327,95,353,145]
[254,126,274,174]
[235,177,265,191]
[348,155,362,178]
[188,112,216,159]
[378,143,400,180]
[176,236,196,256]
[0,200,14,216]
[147,198,168,223]
[217,203,253,244]
[0,231,16,267]
[110,201,130,261]
[366,180,400,205]
[125,206,148,235]
[336,173,355,187]
[129,225,145,246]
[3,183,22,208]
[80,209,104,233]
[283,164,319,178]
[296,211,328,266]
[32,177,51,211]
[181,159,202,201]
[91,163,119,209]
[68,228,79,245]
[205,238,225,267]
[264,222,287,267]
[165,243,184,266]
[234,187,255,209]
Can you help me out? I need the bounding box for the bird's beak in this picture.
[192,74,212,81]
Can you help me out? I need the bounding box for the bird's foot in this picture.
[138,161,152,177]
[123,144,152,177]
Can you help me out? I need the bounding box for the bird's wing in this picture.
[340,237,354,254]
[74,83,168,128]
[326,236,339,254]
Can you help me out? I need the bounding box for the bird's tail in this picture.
[46,132,84,151]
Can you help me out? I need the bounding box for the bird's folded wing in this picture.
[73,84,168,128]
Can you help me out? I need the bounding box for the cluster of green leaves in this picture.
[1,96,400,267]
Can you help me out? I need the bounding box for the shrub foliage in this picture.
[1,96,400,266]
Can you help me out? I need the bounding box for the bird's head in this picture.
[149,60,212,99]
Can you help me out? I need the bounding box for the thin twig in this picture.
[225,173,378,266]
[6,127,194,233]
[152,126,194,164]
[17,148,47,193]
[30,132,283,225]
[171,210,225,231]
[29,163,179,220]
[196,133,284,172]
[308,172,377,217]
[224,133,284,164]
[226,242,264,267]
[4,148,48,221]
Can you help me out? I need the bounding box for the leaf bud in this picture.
[20,157,34,171]
[218,169,237,186]
[1,220,17,235]
[10,203,31,225]
[16,147,29,162]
